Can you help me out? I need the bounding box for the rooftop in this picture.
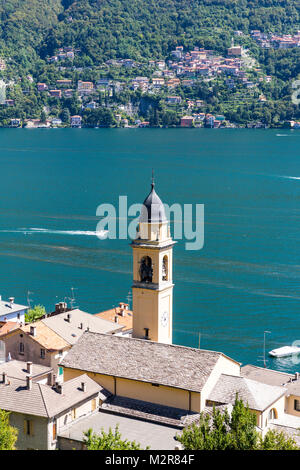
[0,360,52,380]
[0,374,105,418]
[61,332,238,393]
[208,374,286,412]
[95,303,132,332]
[0,321,19,336]
[42,308,123,345]
[0,298,28,317]
[5,321,71,351]
[58,409,178,450]
[241,364,293,387]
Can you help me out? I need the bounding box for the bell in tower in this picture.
[131,175,175,344]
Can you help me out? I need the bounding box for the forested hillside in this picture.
[0,0,299,66]
[0,0,298,128]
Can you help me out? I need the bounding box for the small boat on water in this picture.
[269,346,300,358]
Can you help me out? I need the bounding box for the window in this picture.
[24,419,34,436]
[40,349,45,359]
[139,256,153,283]
[19,342,24,355]
[91,398,97,412]
[294,400,300,411]
[162,255,168,281]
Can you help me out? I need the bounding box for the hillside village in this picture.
[1,182,300,450]
[0,30,300,129]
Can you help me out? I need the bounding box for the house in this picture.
[95,302,133,335]
[85,101,97,109]
[5,99,14,107]
[49,90,62,98]
[242,365,300,421]
[181,116,194,127]
[61,332,240,414]
[41,309,124,345]
[10,118,21,128]
[207,374,286,430]
[77,81,94,95]
[0,371,105,449]
[37,83,48,92]
[70,115,82,128]
[56,79,72,87]
[0,360,53,385]
[0,321,19,337]
[166,96,181,105]
[0,296,28,323]
[0,309,124,376]
[51,118,62,127]
[0,322,71,376]
[228,46,243,57]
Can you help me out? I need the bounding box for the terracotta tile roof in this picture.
[20,321,70,351]
[61,332,239,393]
[0,321,19,336]
[95,303,133,331]
[42,309,123,344]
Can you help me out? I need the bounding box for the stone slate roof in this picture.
[42,309,123,345]
[241,364,293,387]
[0,360,52,380]
[208,374,286,411]
[101,395,200,428]
[61,332,238,392]
[0,374,106,418]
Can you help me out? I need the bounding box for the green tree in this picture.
[259,429,299,450]
[83,425,149,450]
[25,304,46,323]
[177,395,299,450]
[0,410,18,450]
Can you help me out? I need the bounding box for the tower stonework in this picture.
[132,179,175,344]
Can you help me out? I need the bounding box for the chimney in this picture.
[66,313,71,323]
[9,297,14,308]
[81,382,86,392]
[27,362,33,375]
[30,326,37,337]
[26,375,32,390]
[2,372,7,384]
[114,316,119,323]
[79,323,83,330]
[56,383,63,394]
[52,374,57,387]
[295,372,299,381]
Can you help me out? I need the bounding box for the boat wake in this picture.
[0,227,109,239]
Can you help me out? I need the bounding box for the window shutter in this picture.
[23,420,27,434]
[29,420,34,436]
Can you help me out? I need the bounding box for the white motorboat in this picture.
[269,346,300,358]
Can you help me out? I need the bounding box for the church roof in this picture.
[61,331,239,393]
[140,180,167,224]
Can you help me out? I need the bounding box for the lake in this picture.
[0,128,300,372]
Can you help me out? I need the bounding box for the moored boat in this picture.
[269,346,300,358]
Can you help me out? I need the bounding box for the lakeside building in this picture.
[0,296,28,323]
[0,309,125,376]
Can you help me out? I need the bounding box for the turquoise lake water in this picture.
[1,128,300,372]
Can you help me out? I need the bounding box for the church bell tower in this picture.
[132,176,175,344]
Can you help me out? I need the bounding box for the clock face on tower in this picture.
[160,311,169,328]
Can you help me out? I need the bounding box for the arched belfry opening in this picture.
[162,255,168,281]
[139,256,153,283]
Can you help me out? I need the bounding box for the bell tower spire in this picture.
[131,176,175,344]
